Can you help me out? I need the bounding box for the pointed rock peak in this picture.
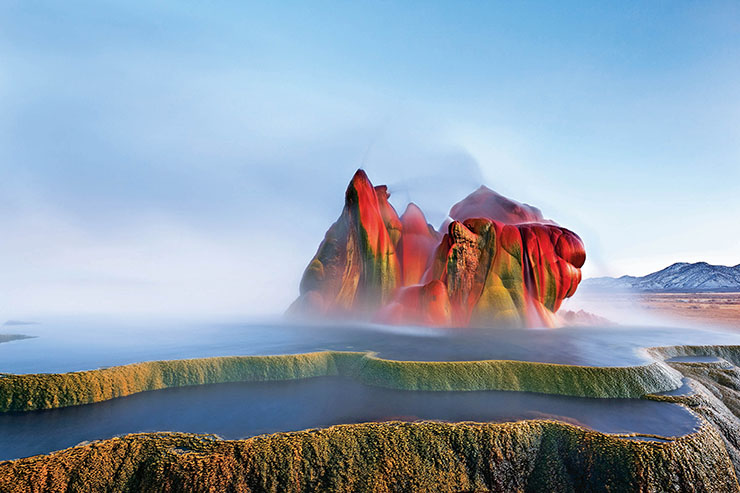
[449,185,548,225]
[402,202,424,216]
[344,170,389,230]
[345,169,375,200]
[350,168,372,186]
[400,203,431,235]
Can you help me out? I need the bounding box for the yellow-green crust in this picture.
[0,351,682,412]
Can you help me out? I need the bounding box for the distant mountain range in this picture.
[582,262,740,292]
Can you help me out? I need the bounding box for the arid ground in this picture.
[574,292,740,329]
[637,293,740,328]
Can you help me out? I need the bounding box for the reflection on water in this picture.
[0,376,700,461]
[1,316,739,373]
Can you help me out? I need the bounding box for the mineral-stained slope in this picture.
[291,170,585,328]
[0,420,736,493]
[290,170,401,317]
[646,345,740,480]
[397,203,440,286]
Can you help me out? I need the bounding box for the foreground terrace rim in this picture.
[1,420,736,492]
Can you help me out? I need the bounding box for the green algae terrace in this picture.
[1,339,722,463]
[1,420,736,492]
[5,322,740,412]
[3,327,740,490]
[0,351,686,412]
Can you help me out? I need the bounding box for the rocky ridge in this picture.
[584,262,740,292]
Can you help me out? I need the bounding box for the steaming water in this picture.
[1,317,739,373]
[0,376,701,461]
[0,317,730,461]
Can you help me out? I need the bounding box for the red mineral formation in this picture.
[376,280,452,327]
[397,203,440,285]
[290,170,400,317]
[290,170,586,328]
[449,185,551,225]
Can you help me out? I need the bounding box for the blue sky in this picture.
[1,1,739,317]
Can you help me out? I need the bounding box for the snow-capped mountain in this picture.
[582,262,740,292]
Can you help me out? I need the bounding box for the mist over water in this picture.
[0,131,488,320]
[2,317,739,375]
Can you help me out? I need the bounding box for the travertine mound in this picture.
[291,170,585,328]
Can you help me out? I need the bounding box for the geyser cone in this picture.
[291,169,585,328]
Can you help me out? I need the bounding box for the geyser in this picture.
[290,170,585,328]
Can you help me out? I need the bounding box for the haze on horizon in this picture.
[1,1,739,318]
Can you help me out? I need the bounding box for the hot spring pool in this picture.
[0,376,701,461]
[1,316,734,461]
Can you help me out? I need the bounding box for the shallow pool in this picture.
[0,376,701,461]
